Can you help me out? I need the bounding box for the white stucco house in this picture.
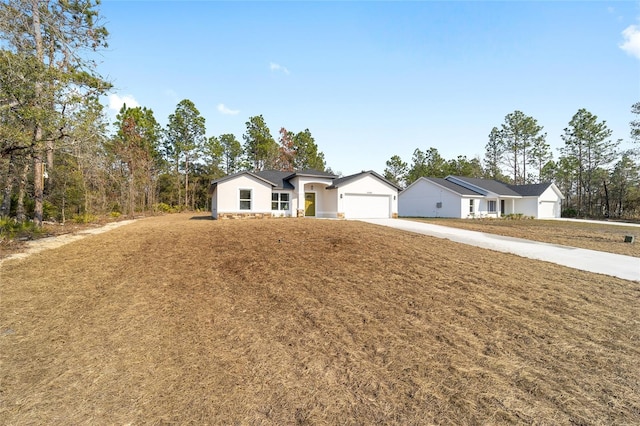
[208,169,400,219]
[399,175,565,219]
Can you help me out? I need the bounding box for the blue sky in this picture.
[98,1,640,176]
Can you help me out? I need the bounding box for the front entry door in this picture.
[305,192,316,217]
[500,199,505,216]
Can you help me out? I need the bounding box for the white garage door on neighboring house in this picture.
[344,194,391,219]
[538,201,559,219]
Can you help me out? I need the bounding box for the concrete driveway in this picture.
[360,219,640,282]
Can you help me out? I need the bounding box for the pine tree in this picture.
[0,0,110,224]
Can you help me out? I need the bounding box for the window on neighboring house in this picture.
[469,199,475,214]
[240,189,252,210]
[488,200,497,212]
[271,192,290,210]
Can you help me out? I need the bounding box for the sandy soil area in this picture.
[0,220,135,266]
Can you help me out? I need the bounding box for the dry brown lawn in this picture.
[411,218,640,258]
[1,213,638,424]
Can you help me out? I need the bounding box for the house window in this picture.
[469,199,474,214]
[488,200,497,212]
[271,192,290,210]
[239,189,252,210]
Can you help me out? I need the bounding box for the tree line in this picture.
[385,105,640,219]
[0,0,328,224]
[2,94,328,222]
[2,1,638,224]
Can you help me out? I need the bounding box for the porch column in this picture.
[297,181,305,217]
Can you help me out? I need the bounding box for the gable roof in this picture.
[506,182,551,196]
[253,170,295,190]
[287,169,337,179]
[210,171,276,187]
[209,168,338,193]
[448,176,522,197]
[210,168,406,195]
[253,169,337,189]
[326,170,402,190]
[421,177,483,196]
[407,176,564,200]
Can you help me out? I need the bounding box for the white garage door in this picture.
[344,194,391,219]
[539,201,559,219]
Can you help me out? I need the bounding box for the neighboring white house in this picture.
[399,176,564,219]
[209,169,400,219]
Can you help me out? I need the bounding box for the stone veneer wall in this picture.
[215,211,386,220]
[216,212,273,220]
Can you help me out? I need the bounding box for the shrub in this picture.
[154,202,172,213]
[0,217,44,240]
[503,213,526,220]
[72,213,97,224]
[153,203,188,214]
[110,211,121,219]
[43,201,59,221]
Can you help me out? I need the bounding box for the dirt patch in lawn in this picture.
[0,220,135,266]
[1,213,638,424]
[412,218,640,257]
[0,217,136,261]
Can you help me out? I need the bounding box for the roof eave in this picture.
[210,171,277,188]
[328,170,401,191]
[550,183,566,199]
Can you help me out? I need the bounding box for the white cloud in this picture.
[217,103,240,115]
[270,62,290,75]
[620,24,640,59]
[108,93,140,112]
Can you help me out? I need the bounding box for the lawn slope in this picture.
[1,214,638,424]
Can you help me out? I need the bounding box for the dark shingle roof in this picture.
[211,169,338,191]
[448,176,522,196]
[327,170,401,190]
[209,171,278,194]
[288,169,338,179]
[255,169,338,189]
[253,170,295,189]
[424,177,483,196]
[210,171,274,186]
[212,168,405,193]
[507,182,552,196]
[415,176,562,199]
